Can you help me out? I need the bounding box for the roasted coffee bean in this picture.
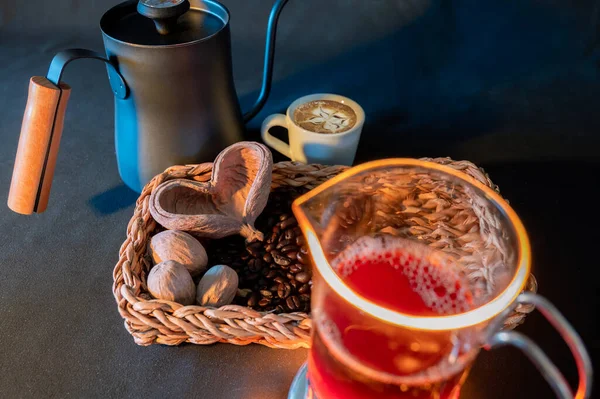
[248,240,262,249]
[258,298,271,307]
[296,251,308,265]
[279,263,290,270]
[247,294,259,307]
[286,296,301,310]
[280,245,297,253]
[286,272,295,281]
[281,217,297,229]
[289,279,298,289]
[276,239,292,249]
[272,225,281,234]
[295,272,310,283]
[263,253,273,263]
[248,259,258,272]
[285,297,295,310]
[247,246,261,258]
[273,254,291,266]
[279,214,290,222]
[274,276,285,284]
[295,235,305,246]
[270,284,279,292]
[277,284,286,299]
[266,270,277,279]
[275,305,285,313]
[291,295,301,309]
[289,264,303,273]
[300,246,309,254]
[299,294,311,303]
[260,290,273,298]
[271,249,282,258]
[286,251,298,260]
[298,283,310,294]
[284,229,295,240]
[284,283,292,298]
[269,263,278,269]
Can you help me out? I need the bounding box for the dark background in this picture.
[1,0,599,398]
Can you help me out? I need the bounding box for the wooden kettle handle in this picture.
[8,76,71,215]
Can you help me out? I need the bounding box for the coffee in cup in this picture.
[292,100,357,134]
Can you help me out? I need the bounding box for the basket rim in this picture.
[113,158,536,347]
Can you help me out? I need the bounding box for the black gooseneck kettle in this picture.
[9,0,289,214]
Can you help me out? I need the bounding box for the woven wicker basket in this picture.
[113,158,537,349]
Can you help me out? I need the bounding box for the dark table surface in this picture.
[1,0,599,397]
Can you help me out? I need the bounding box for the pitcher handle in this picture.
[485,292,592,399]
[242,0,290,122]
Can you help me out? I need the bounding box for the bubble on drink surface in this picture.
[331,235,473,315]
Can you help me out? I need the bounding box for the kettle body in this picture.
[8,0,289,214]
[102,0,243,192]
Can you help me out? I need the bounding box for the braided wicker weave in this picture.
[113,158,537,348]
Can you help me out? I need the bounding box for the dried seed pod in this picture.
[148,230,208,277]
[196,265,239,307]
[149,142,273,241]
[147,260,196,305]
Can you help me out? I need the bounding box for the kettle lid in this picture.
[101,0,228,46]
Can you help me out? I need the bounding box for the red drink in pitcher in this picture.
[308,236,475,399]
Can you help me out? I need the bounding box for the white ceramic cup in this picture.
[260,93,365,165]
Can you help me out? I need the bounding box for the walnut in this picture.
[196,265,239,307]
[148,230,208,277]
[147,260,196,305]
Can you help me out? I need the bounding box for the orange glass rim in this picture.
[292,158,531,331]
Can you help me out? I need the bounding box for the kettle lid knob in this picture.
[137,0,190,35]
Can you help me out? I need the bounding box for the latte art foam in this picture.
[293,100,357,134]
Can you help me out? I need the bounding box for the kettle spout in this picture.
[242,0,290,123]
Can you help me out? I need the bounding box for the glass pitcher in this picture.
[288,159,592,399]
